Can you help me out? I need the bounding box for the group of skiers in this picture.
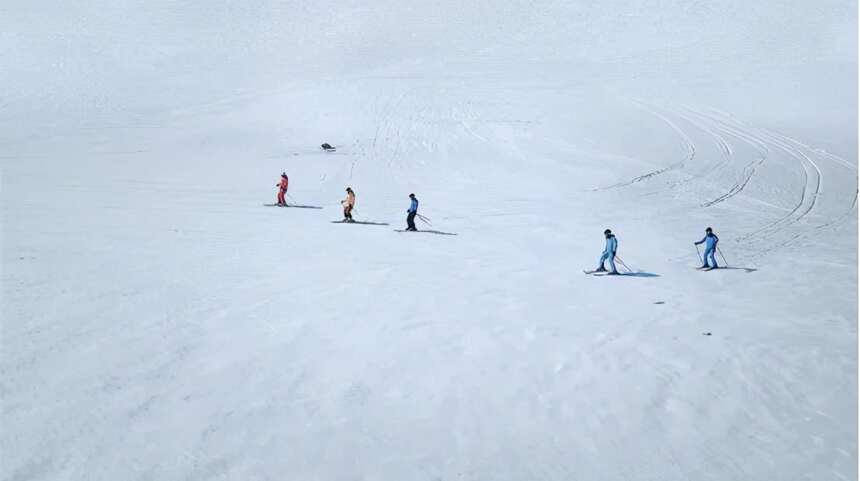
[339,187,420,230]
[276,173,721,267]
[594,227,721,274]
[276,173,421,231]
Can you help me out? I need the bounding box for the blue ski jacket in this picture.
[696,233,719,250]
[603,235,617,255]
[408,197,419,213]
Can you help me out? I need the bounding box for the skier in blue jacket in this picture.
[695,227,719,268]
[596,229,619,274]
[406,193,419,231]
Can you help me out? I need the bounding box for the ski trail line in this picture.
[594,100,696,191]
[681,107,770,207]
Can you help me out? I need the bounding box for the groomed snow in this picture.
[1,1,857,480]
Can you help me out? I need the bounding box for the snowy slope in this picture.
[2,1,857,480]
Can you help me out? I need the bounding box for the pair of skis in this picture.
[330,220,390,226]
[584,255,634,276]
[394,229,457,236]
[583,269,619,276]
[584,267,717,275]
[263,203,323,209]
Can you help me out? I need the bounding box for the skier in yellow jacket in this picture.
[341,187,355,222]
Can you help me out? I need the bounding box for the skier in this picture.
[276,172,289,206]
[596,229,619,275]
[695,227,720,269]
[406,193,419,231]
[341,187,355,222]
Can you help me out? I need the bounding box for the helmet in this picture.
[705,227,713,233]
[409,193,415,198]
[604,229,612,235]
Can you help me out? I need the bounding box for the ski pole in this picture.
[416,213,432,226]
[694,244,702,264]
[717,247,729,267]
[614,256,634,273]
[622,259,634,273]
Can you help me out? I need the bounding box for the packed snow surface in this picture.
[2,1,857,480]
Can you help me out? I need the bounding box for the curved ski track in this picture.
[597,102,856,259]
[594,100,696,191]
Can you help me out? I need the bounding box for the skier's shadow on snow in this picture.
[619,271,661,278]
[716,266,758,273]
[263,203,323,209]
[331,221,390,226]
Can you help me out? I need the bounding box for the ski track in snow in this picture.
[721,118,822,238]
[683,108,771,208]
[4,103,857,480]
[595,100,856,260]
[595,100,697,191]
[696,108,856,255]
[2,3,857,480]
[672,108,734,182]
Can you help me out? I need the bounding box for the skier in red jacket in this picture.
[276,173,289,206]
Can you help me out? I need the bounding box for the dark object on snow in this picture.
[702,332,712,336]
[321,143,336,152]
[654,301,665,305]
